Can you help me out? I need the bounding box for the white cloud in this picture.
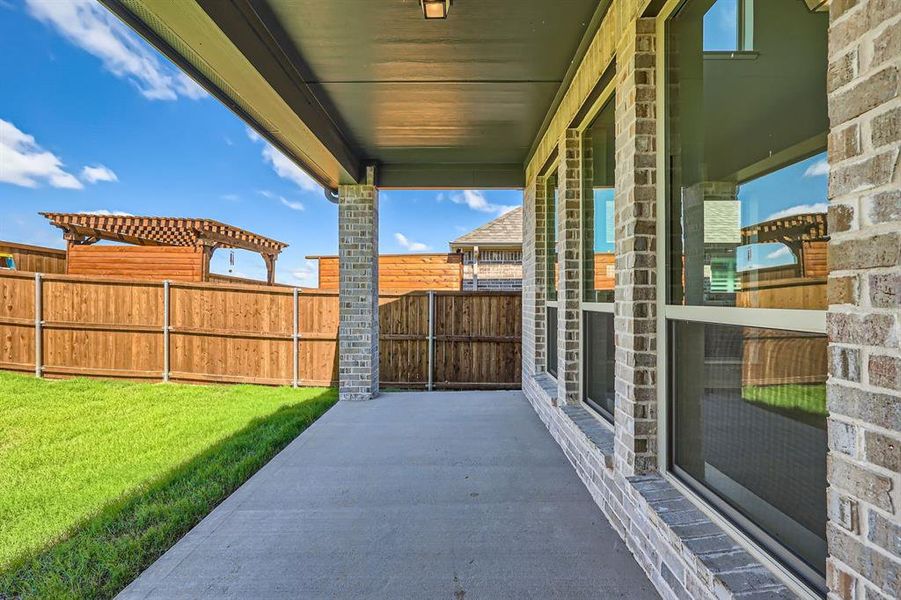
[449,190,515,215]
[766,202,828,221]
[80,164,117,183]
[262,145,320,192]
[81,209,133,216]
[290,260,318,286]
[245,126,261,143]
[25,0,206,101]
[221,193,240,202]
[246,127,321,192]
[803,159,829,178]
[394,232,430,252]
[279,198,305,211]
[765,245,792,260]
[0,118,82,189]
[257,190,304,211]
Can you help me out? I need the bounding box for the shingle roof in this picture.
[450,206,522,248]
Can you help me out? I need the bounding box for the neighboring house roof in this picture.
[40,212,288,254]
[450,206,523,248]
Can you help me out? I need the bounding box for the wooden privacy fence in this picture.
[0,272,521,389]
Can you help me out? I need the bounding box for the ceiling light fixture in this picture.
[421,0,451,19]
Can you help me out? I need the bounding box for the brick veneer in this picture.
[522,176,548,378]
[523,374,796,600]
[557,130,584,404]
[824,2,900,599]
[613,17,659,477]
[337,167,379,401]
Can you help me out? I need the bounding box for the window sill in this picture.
[630,475,802,599]
[703,50,760,60]
[532,371,557,401]
[561,404,615,468]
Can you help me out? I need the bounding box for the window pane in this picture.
[667,0,829,309]
[583,311,615,420]
[546,306,558,378]
[583,97,616,303]
[671,321,827,585]
[703,0,739,51]
[547,176,558,301]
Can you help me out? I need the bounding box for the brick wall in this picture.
[557,130,584,404]
[462,260,522,290]
[613,17,659,477]
[825,2,900,599]
[522,177,548,378]
[337,167,379,401]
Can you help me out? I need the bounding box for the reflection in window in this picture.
[704,0,738,50]
[672,321,827,588]
[546,303,558,378]
[583,311,615,420]
[546,176,558,301]
[546,175,559,378]
[583,96,616,303]
[668,0,829,310]
[667,0,830,591]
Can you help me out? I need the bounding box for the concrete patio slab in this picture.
[117,391,659,599]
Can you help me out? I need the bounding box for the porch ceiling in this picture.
[101,0,603,191]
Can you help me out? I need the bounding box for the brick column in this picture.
[522,176,548,377]
[557,130,583,405]
[825,2,900,598]
[338,166,379,401]
[613,18,658,476]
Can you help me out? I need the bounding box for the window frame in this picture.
[702,0,755,54]
[540,161,560,378]
[655,0,827,597]
[574,81,618,420]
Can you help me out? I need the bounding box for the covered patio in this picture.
[117,391,658,599]
[99,1,899,599]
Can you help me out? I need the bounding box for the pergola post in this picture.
[263,253,277,285]
[338,166,379,401]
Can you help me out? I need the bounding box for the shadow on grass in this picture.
[0,389,337,600]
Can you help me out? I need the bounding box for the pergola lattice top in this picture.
[40,213,288,255]
[740,212,828,246]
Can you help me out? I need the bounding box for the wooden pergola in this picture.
[41,213,288,284]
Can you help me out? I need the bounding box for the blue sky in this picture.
[0,0,521,285]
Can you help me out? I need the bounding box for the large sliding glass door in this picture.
[664,0,829,592]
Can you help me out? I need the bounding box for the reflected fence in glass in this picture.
[670,320,827,587]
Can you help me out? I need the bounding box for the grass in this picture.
[0,371,336,599]
[742,383,827,416]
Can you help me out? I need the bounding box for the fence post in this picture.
[427,290,435,391]
[34,273,42,378]
[162,280,170,382]
[292,287,299,388]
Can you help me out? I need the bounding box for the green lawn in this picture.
[742,383,827,416]
[0,371,335,599]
